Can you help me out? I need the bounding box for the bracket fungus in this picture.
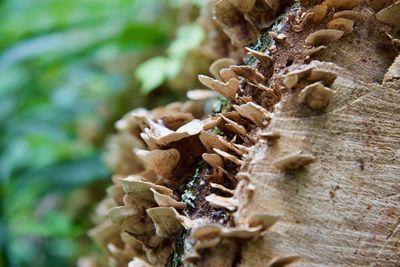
[298,81,337,109]
[273,150,316,170]
[305,29,344,46]
[209,58,236,81]
[327,18,354,33]
[233,102,272,127]
[205,194,239,211]
[134,149,180,179]
[376,1,400,29]
[198,74,239,101]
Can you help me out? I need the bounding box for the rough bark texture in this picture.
[236,59,400,267]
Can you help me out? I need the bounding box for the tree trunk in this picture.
[86,1,400,267]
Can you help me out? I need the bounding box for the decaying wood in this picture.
[235,61,400,266]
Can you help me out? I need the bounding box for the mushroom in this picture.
[186,89,218,101]
[191,224,223,241]
[205,193,239,211]
[144,119,203,146]
[305,29,344,46]
[107,206,151,235]
[213,148,243,166]
[146,207,191,238]
[120,177,173,202]
[283,66,314,89]
[209,58,236,80]
[199,130,230,151]
[135,148,180,178]
[245,47,274,68]
[309,4,328,24]
[230,65,265,84]
[214,0,258,47]
[307,68,338,86]
[273,150,316,170]
[259,131,281,142]
[376,1,400,29]
[333,10,365,20]
[268,31,287,43]
[198,75,239,101]
[248,214,280,231]
[327,18,354,33]
[150,188,186,210]
[298,81,337,109]
[210,182,235,195]
[233,102,272,127]
[202,153,224,168]
[306,45,327,57]
[219,68,238,83]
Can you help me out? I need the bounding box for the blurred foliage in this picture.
[0,0,204,266]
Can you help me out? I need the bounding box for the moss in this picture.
[181,160,207,210]
[212,97,231,114]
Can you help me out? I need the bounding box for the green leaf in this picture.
[135,56,167,94]
[167,24,204,59]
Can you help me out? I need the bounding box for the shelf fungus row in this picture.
[88,52,281,265]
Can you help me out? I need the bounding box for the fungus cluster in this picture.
[283,65,338,110]
[89,50,283,265]
[86,1,400,266]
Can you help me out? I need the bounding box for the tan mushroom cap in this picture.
[209,58,236,81]
[135,148,180,178]
[210,182,235,195]
[144,119,204,146]
[327,18,354,33]
[230,65,265,84]
[199,130,230,152]
[305,29,344,46]
[198,74,239,101]
[333,10,366,20]
[245,47,274,67]
[202,153,224,168]
[146,207,192,238]
[283,66,314,89]
[88,221,120,250]
[309,4,328,24]
[248,214,280,231]
[233,102,272,127]
[191,224,223,241]
[298,81,337,109]
[376,1,400,29]
[146,207,184,238]
[107,206,140,224]
[119,177,173,202]
[150,188,186,210]
[214,0,258,47]
[213,148,243,166]
[273,150,316,170]
[219,68,238,83]
[307,68,338,86]
[205,193,239,211]
[186,89,218,101]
